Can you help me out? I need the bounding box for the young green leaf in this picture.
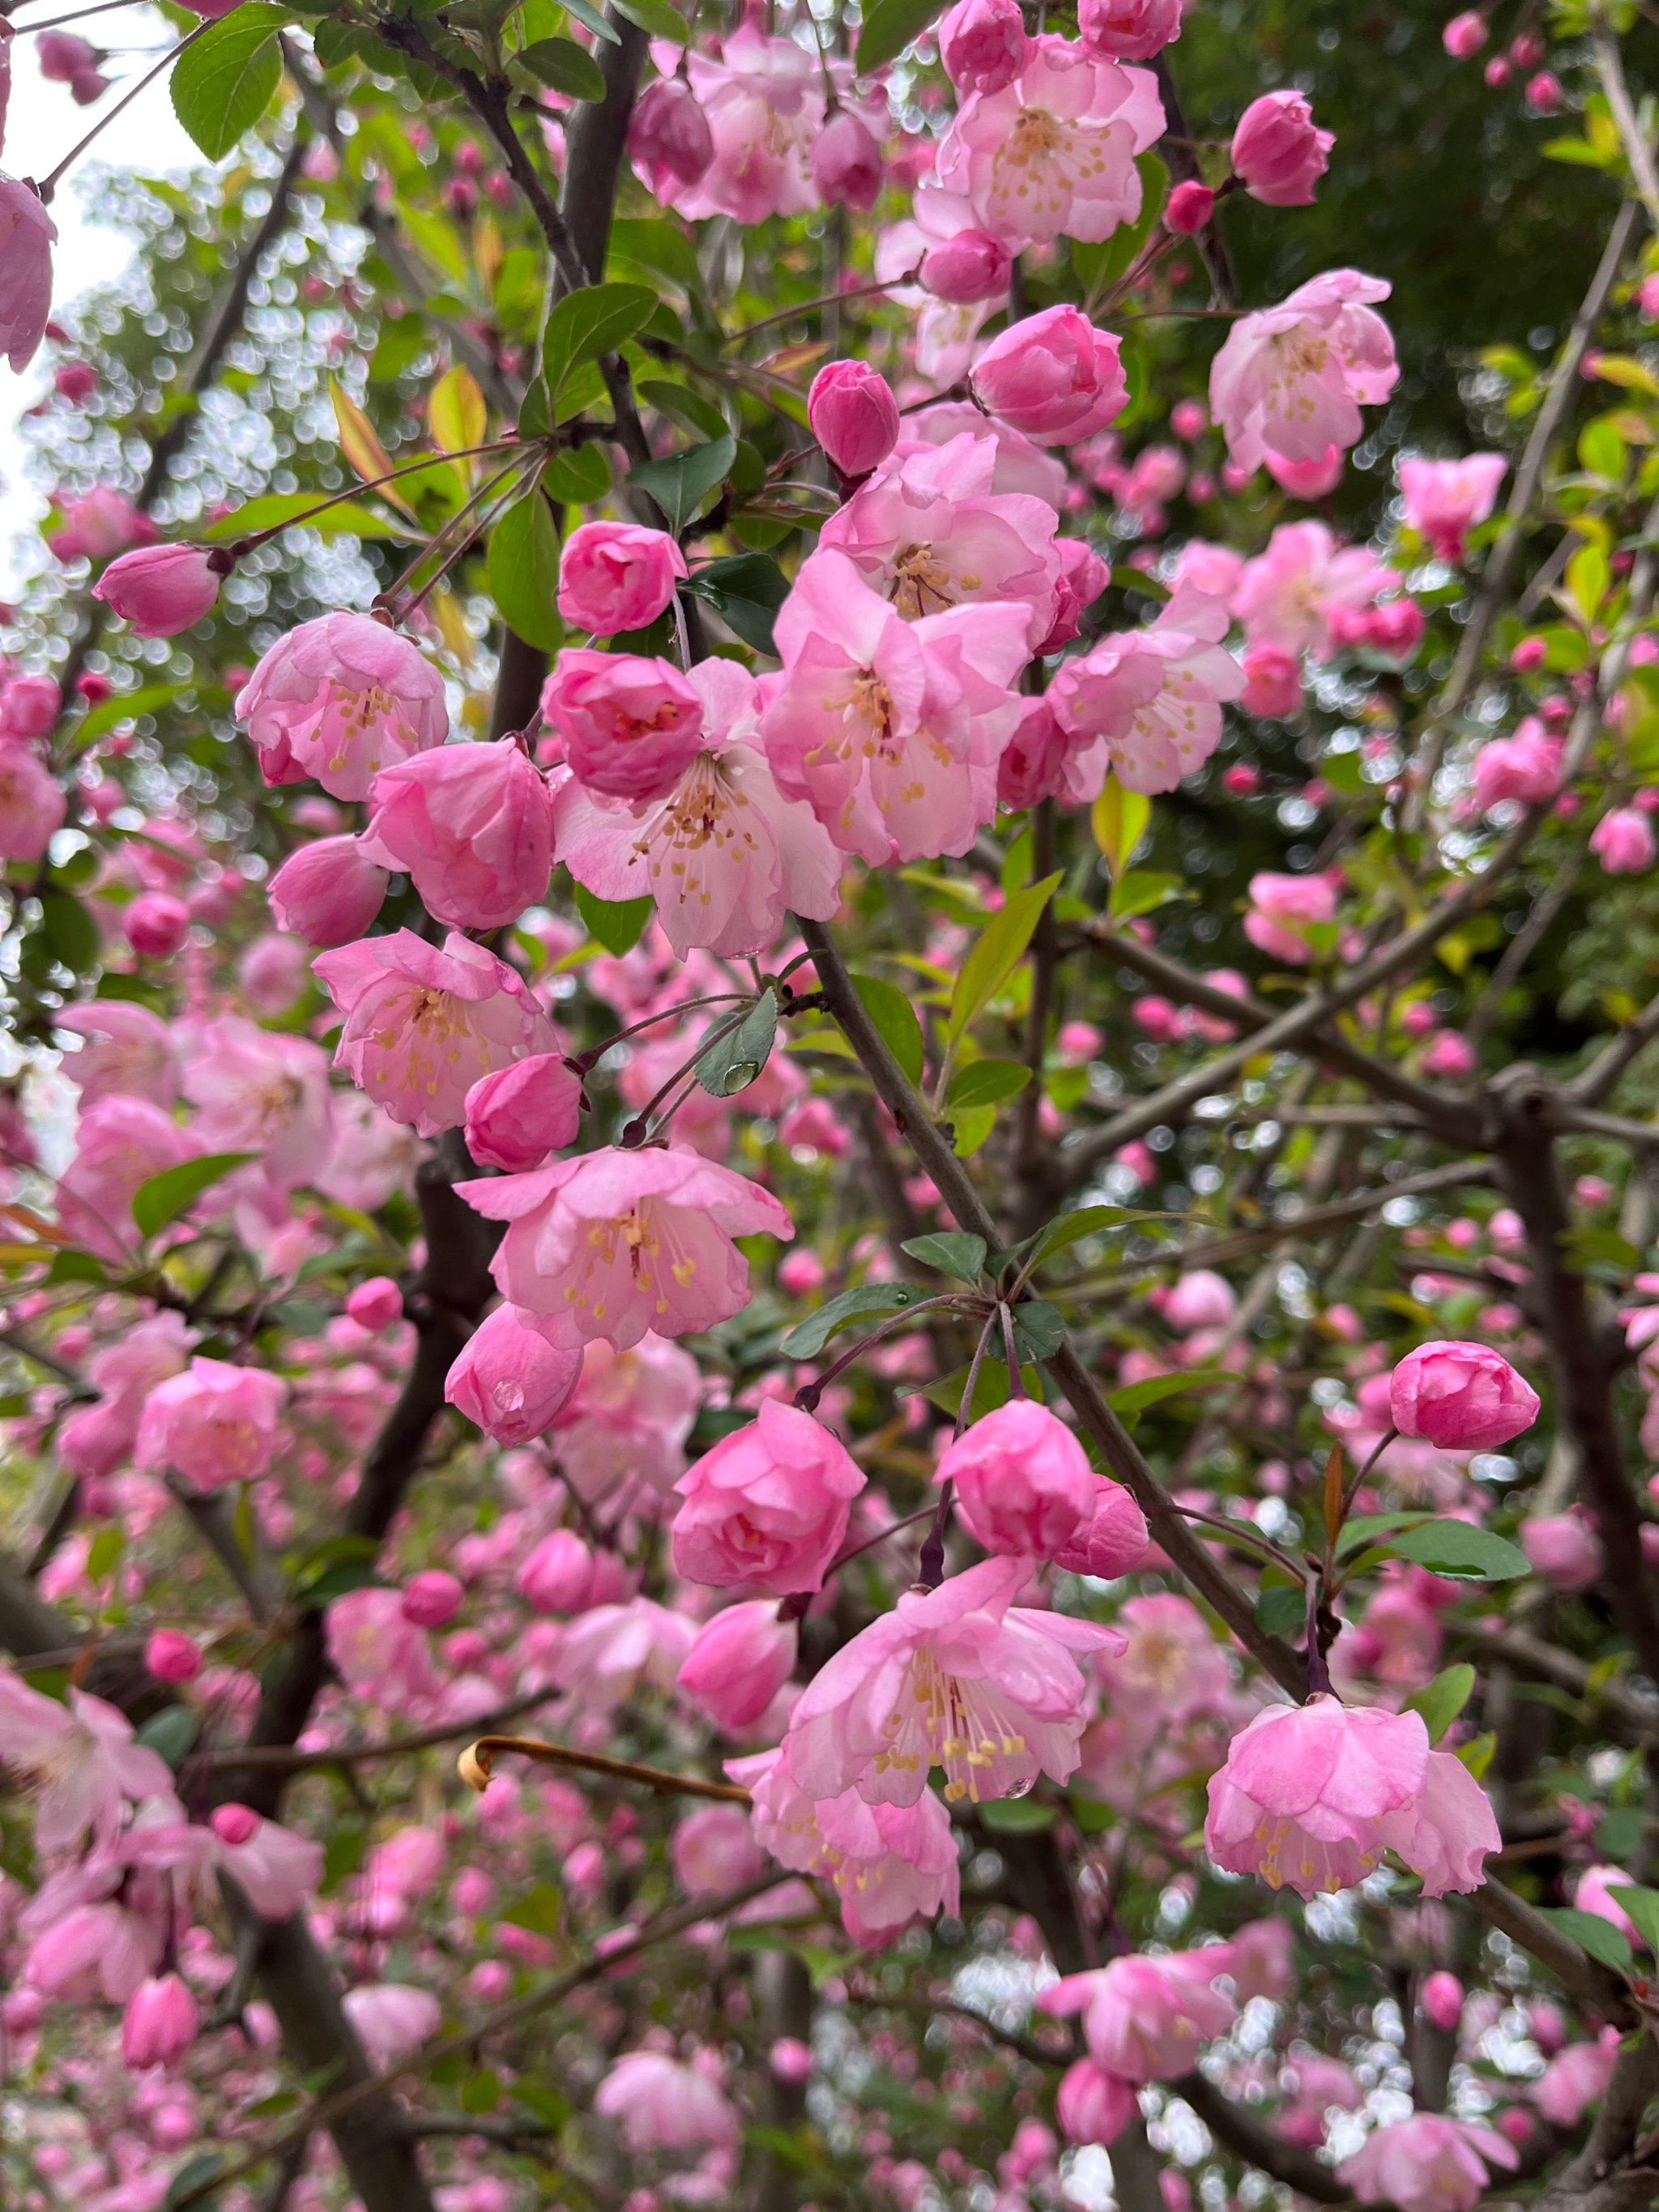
[696,990,778,1098]
[1538,1906,1632,1973]
[780,1283,920,1360]
[573,882,654,956]
[850,971,927,1091]
[628,434,737,533]
[132,1153,256,1241]
[948,872,1063,1044]
[856,0,946,75]
[1385,1519,1530,1581]
[899,1232,987,1284]
[543,282,658,414]
[1403,1662,1476,1744]
[946,1059,1032,1110]
[170,3,289,161]
[487,490,564,651]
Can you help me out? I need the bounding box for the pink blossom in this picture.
[514,1527,603,1612]
[464,1053,583,1172]
[658,28,826,224]
[1229,1915,1294,2000]
[0,740,66,860]
[134,1356,285,1490]
[145,1629,202,1684]
[672,1801,766,1894]
[58,1312,192,1477]
[938,1399,1096,1557]
[1164,1269,1237,1331]
[595,2052,740,2152]
[936,36,1166,251]
[672,1396,864,1593]
[764,545,1030,864]
[554,657,841,960]
[359,737,553,929]
[679,1600,797,1732]
[1471,724,1562,810]
[1232,521,1395,660]
[970,305,1128,446]
[552,1332,702,1500]
[1534,2029,1620,2125]
[57,1094,200,1262]
[1520,1510,1601,1590]
[445,1303,582,1445]
[1399,454,1507,561]
[1389,1341,1539,1448]
[939,0,1026,93]
[1444,10,1487,57]
[1377,1746,1502,1896]
[0,1672,172,1852]
[1039,1949,1237,2082]
[1592,805,1656,874]
[0,672,61,741]
[1048,582,1244,796]
[920,224,1015,304]
[812,108,883,210]
[627,75,714,197]
[557,521,688,636]
[1165,179,1214,233]
[809,361,901,480]
[1242,644,1301,725]
[1243,870,1336,963]
[0,177,55,370]
[816,1788,962,1945]
[92,544,221,637]
[125,890,190,956]
[1230,91,1334,206]
[458,1144,791,1352]
[313,929,556,1138]
[122,1973,198,2070]
[1077,0,1181,60]
[783,1553,1123,1806]
[1051,1476,1150,1576]
[555,1595,698,1712]
[400,1569,462,1628]
[240,931,309,1014]
[325,1586,438,1710]
[1209,270,1398,474]
[341,1983,441,2069]
[25,1900,159,2003]
[347,1275,403,1331]
[1421,1969,1464,2033]
[1056,2057,1137,2144]
[237,613,448,801]
[1339,2116,1516,2212]
[181,1014,331,1190]
[1421,1029,1475,1078]
[267,833,389,946]
[540,648,704,802]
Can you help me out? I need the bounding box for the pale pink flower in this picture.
[816,1787,962,1945]
[678,1600,798,1732]
[1230,90,1333,206]
[359,737,554,929]
[552,1332,702,1501]
[672,1395,865,1594]
[56,1001,178,1109]
[313,929,556,1138]
[445,1303,582,1445]
[1231,520,1394,660]
[557,521,688,636]
[1164,1269,1236,1330]
[1243,869,1337,963]
[57,1094,200,1262]
[1520,1510,1601,1590]
[24,1899,159,2003]
[0,741,65,860]
[57,1312,193,1480]
[938,1399,1096,1557]
[659,27,826,224]
[181,1014,331,1190]
[515,1527,603,1613]
[325,1587,438,1710]
[896,395,1069,506]
[1339,2115,1516,2212]
[1209,270,1398,474]
[1533,2029,1620,2126]
[627,75,714,197]
[267,833,390,946]
[1039,1949,1237,2082]
[0,176,55,370]
[1592,805,1656,875]
[315,1089,420,1212]
[0,1672,172,1852]
[341,1983,441,2069]
[1470,723,1562,810]
[237,613,448,801]
[1229,1915,1294,2000]
[1048,582,1244,796]
[553,658,841,961]
[1575,1864,1643,1944]
[1096,1593,1230,1725]
[783,1553,1123,1806]
[812,108,883,210]
[595,2052,740,2152]
[1399,453,1507,562]
[672,1802,766,1895]
[134,1356,285,1490]
[1375,1745,1502,1896]
[935,36,1165,251]
[552,1596,697,1711]
[457,1145,791,1352]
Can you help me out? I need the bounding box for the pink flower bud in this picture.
[1525,70,1563,112]
[1052,1475,1150,1577]
[122,1974,198,2070]
[1421,1971,1464,2033]
[1240,643,1302,720]
[1056,2057,1136,2146]
[938,0,1026,92]
[811,109,883,211]
[1164,180,1215,233]
[672,1398,865,1595]
[1389,1340,1540,1450]
[770,2037,813,2086]
[1510,635,1547,673]
[445,1304,582,1446]
[970,305,1128,446]
[677,1599,797,1732]
[0,673,62,741]
[125,892,190,957]
[1230,90,1334,207]
[1510,32,1544,66]
[211,1803,260,1847]
[777,1248,827,1296]
[92,544,222,638]
[539,648,704,801]
[515,1527,598,1613]
[267,834,389,946]
[807,361,901,481]
[346,1275,403,1331]
[1444,9,1487,56]
[145,1628,202,1683]
[1591,805,1657,875]
[463,1053,583,1171]
[1520,1510,1601,1591]
[400,1569,463,1628]
[38,30,96,79]
[1484,55,1511,84]
[920,227,1013,303]
[628,76,715,194]
[1421,1029,1475,1078]
[1077,0,1181,59]
[359,736,554,930]
[938,1399,1097,1557]
[0,741,66,860]
[558,521,688,639]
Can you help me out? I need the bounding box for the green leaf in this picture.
[131,1152,254,1241]
[573,882,654,955]
[73,684,182,750]
[559,0,621,40]
[780,1283,920,1360]
[165,2154,225,2210]
[461,2068,503,2113]
[1109,869,1183,923]
[1539,1906,1632,1972]
[696,989,778,1098]
[40,890,97,974]
[543,441,612,506]
[900,1232,986,1284]
[629,434,736,533]
[201,492,400,543]
[1608,1883,1659,1953]
[134,1705,201,1770]
[502,1880,564,1937]
[1028,1204,1165,1270]
[1385,1518,1530,1582]
[1090,778,1148,879]
[952,1104,997,1158]
[1403,1662,1476,1744]
[609,0,689,40]
[1335,1509,1435,1557]
[851,972,925,1091]
[1070,153,1169,295]
[948,873,1064,1044]
[946,1059,1032,1110]
[87,1526,124,1581]
[170,3,289,160]
[1107,1369,1230,1416]
[514,34,606,96]
[1254,1584,1305,1637]
[683,552,791,654]
[855,0,945,74]
[488,489,564,651]
[977,1797,1056,1834]
[543,281,658,416]
[1010,1299,1065,1362]
[295,1559,387,1608]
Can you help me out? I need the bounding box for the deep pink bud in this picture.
[557,521,688,637]
[92,544,221,638]
[400,1569,463,1627]
[938,0,1026,92]
[1077,0,1181,59]
[672,1398,865,1595]
[463,1053,583,1171]
[211,1803,260,1847]
[445,1304,583,1446]
[1240,643,1302,720]
[267,834,389,946]
[1525,70,1563,112]
[346,1276,403,1331]
[1230,91,1334,207]
[677,1599,797,1732]
[919,228,1013,305]
[1510,32,1543,66]
[122,1974,198,2070]
[1165,180,1215,233]
[628,76,714,194]
[1592,805,1657,875]
[515,1527,599,1613]
[938,1399,1097,1557]
[0,179,56,373]
[144,1629,202,1684]
[539,648,704,801]
[1388,1340,1540,1450]
[1056,2058,1136,2146]
[1443,9,1487,57]
[970,305,1128,445]
[38,30,96,79]
[811,109,883,211]
[770,2037,813,2086]
[125,891,190,957]
[1510,636,1547,673]
[808,361,901,481]
[1051,1475,1150,1577]
[1421,1971,1464,2033]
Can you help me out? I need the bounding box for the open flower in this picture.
[237,613,448,801]
[1339,2115,1517,2212]
[1038,1949,1237,2082]
[1049,582,1244,796]
[1210,270,1398,475]
[0,1672,172,1854]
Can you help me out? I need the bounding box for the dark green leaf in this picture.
[1386,1518,1530,1581]
[1030,1203,1170,1268]
[502,1881,564,1936]
[1403,1662,1476,1744]
[946,1058,1032,1111]
[559,0,621,37]
[1254,1585,1306,1637]
[900,1232,986,1284]
[488,489,564,651]
[514,35,606,96]
[40,890,98,974]
[1607,1883,1659,1953]
[920,1359,1038,1424]
[780,1283,919,1360]
[856,0,945,74]
[609,0,689,39]
[170,3,289,160]
[850,972,925,1091]
[1010,1299,1066,1361]
[165,2154,225,2210]
[683,551,791,654]
[543,441,612,506]
[135,1705,201,1770]
[544,282,658,415]
[1335,1510,1435,1557]
[461,2069,503,2113]
[74,684,183,749]
[1107,1369,1230,1416]
[628,433,736,532]
[296,1560,388,1608]
[949,873,1064,1043]
[573,882,654,955]
[132,1152,254,1241]
[696,989,778,1098]
[1539,1906,1632,1971]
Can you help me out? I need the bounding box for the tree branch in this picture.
[1174,2073,1350,2205]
